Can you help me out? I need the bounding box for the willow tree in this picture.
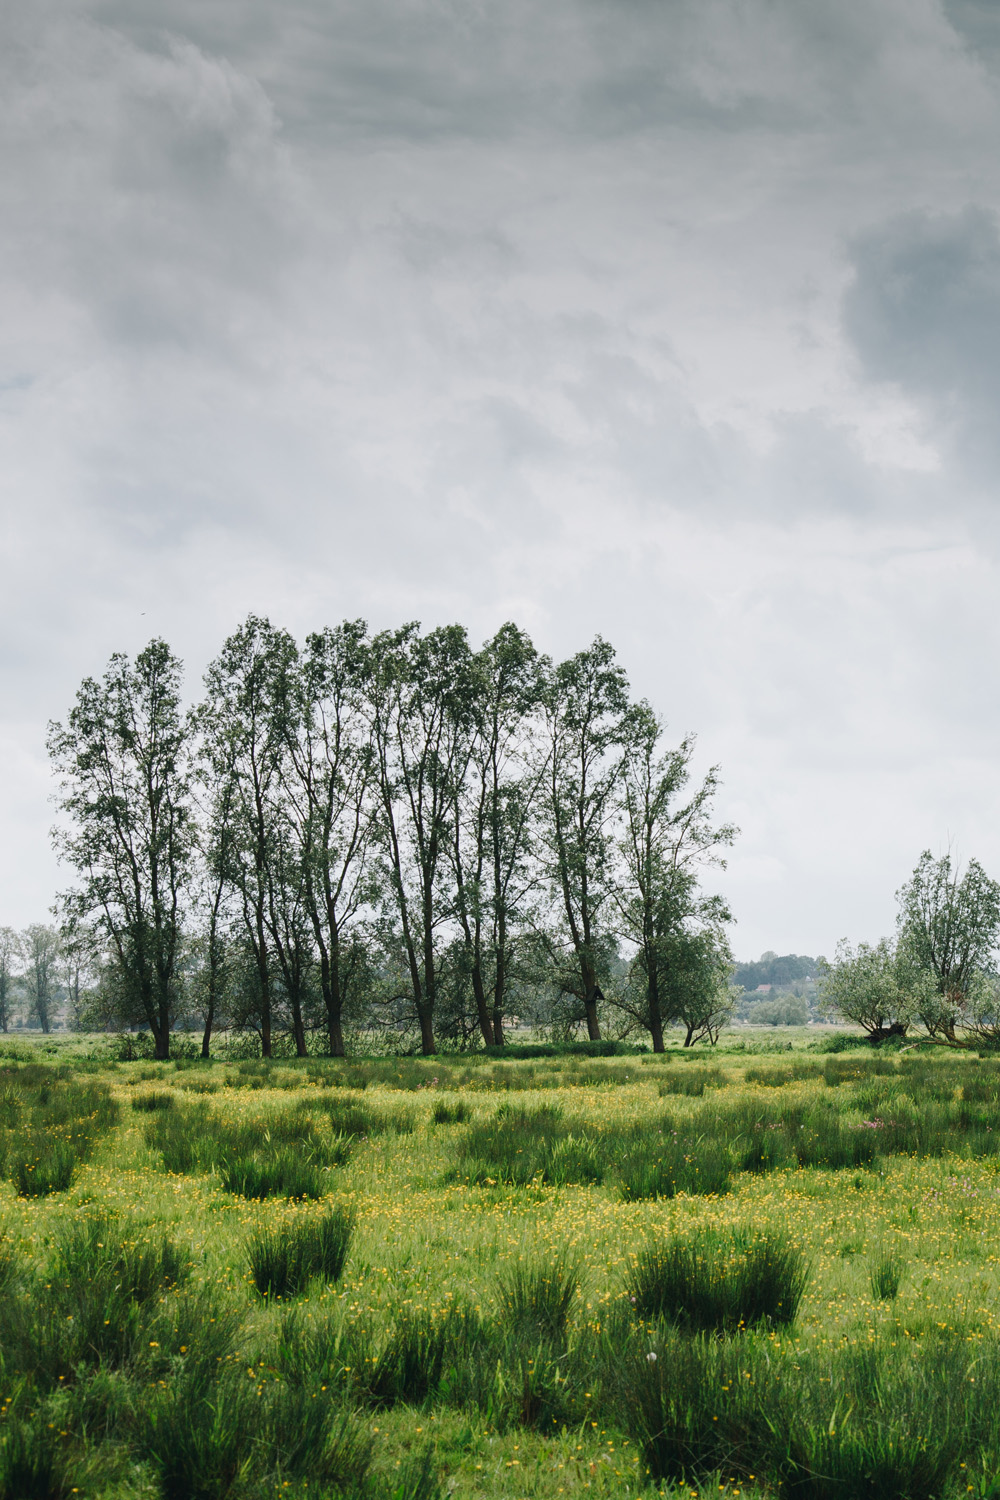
[48,639,193,1059]
[614,704,735,1050]
[543,637,630,1041]
[369,623,476,1054]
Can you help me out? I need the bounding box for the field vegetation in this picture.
[0,1033,997,1498]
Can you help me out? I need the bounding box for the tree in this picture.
[614,704,736,1050]
[450,623,546,1047]
[0,928,17,1032]
[286,622,377,1057]
[543,638,630,1040]
[819,938,925,1040]
[48,640,193,1059]
[369,625,476,1055]
[20,925,61,1033]
[652,928,734,1046]
[896,852,1000,1040]
[199,617,299,1058]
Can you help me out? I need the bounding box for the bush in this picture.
[362,1305,483,1408]
[657,1068,726,1096]
[625,1229,808,1332]
[246,1207,355,1297]
[53,1214,186,1304]
[0,1413,76,1500]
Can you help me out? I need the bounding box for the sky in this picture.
[4,0,1000,960]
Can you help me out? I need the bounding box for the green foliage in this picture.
[10,1138,77,1196]
[431,1099,470,1123]
[131,1089,175,1111]
[495,1257,580,1341]
[869,1248,906,1301]
[218,1147,331,1201]
[246,1207,355,1296]
[616,1131,731,1200]
[625,1228,808,1332]
[0,1414,76,1500]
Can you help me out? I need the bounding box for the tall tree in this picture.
[451,623,546,1047]
[48,640,193,1059]
[543,638,630,1040]
[198,617,298,1058]
[369,624,475,1054]
[614,706,736,1050]
[21,925,61,1033]
[0,928,17,1032]
[284,622,377,1057]
[897,851,1000,1041]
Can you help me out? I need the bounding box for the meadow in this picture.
[1,1032,1000,1498]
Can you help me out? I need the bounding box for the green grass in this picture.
[625,1228,808,1332]
[9,1034,1000,1496]
[246,1206,355,1296]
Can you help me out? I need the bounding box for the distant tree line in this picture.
[730,952,824,1028]
[45,621,737,1059]
[821,852,1000,1044]
[0,925,82,1034]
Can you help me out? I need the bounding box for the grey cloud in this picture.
[844,206,1000,481]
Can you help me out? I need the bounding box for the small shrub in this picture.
[247,1207,355,1297]
[625,1228,808,1332]
[145,1102,213,1173]
[363,1305,481,1408]
[658,1068,725,1097]
[617,1135,730,1201]
[53,1214,186,1304]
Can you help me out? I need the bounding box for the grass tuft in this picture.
[626,1228,808,1332]
[246,1206,354,1297]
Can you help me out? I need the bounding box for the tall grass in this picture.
[625,1229,808,1332]
[10,1138,77,1196]
[495,1257,580,1341]
[246,1207,354,1296]
[219,1147,332,1200]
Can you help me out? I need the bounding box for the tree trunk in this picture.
[581,957,602,1041]
[153,1018,170,1060]
[290,997,308,1058]
[328,1014,344,1058]
[201,1008,213,1059]
[419,1008,436,1055]
[471,958,495,1048]
[648,960,664,1052]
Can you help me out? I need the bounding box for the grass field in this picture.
[1,1032,1000,1498]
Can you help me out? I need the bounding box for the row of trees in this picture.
[47,621,737,1058]
[823,851,1000,1043]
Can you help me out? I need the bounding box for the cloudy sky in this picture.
[4,0,1000,959]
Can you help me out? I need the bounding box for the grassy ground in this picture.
[0,1033,998,1497]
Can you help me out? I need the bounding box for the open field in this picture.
[1,1035,1000,1498]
